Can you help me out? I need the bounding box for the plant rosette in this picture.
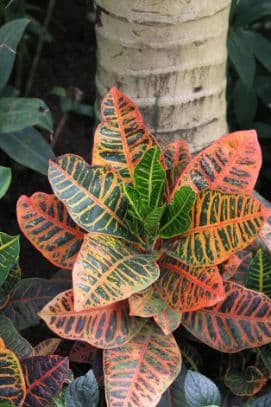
[17,87,271,407]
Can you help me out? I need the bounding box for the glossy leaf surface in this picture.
[49,154,135,241]
[39,290,146,349]
[17,193,84,269]
[0,232,20,286]
[173,130,261,195]
[73,233,159,310]
[162,140,191,193]
[92,87,156,182]
[247,248,271,296]
[184,370,221,407]
[159,186,196,239]
[0,262,21,310]
[4,277,71,330]
[0,338,25,407]
[104,322,182,407]
[225,366,267,396]
[21,355,69,407]
[134,147,165,209]
[170,190,265,266]
[158,256,225,312]
[183,281,271,352]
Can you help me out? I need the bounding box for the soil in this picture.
[0,0,96,278]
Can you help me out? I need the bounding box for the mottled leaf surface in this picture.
[173,130,262,195]
[17,193,84,269]
[39,290,146,349]
[169,190,265,266]
[183,281,271,352]
[104,322,182,407]
[21,356,69,407]
[92,87,156,182]
[0,338,25,406]
[73,233,159,310]
[158,256,225,312]
[49,154,135,241]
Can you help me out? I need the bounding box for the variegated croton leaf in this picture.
[172,130,262,195]
[17,192,84,269]
[92,87,157,183]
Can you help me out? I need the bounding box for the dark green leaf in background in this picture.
[233,80,257,128]
[184,370,221,407]
[65,370,99,407]
[0,232,19,287]
[0,18,30,91]
[0,97,53,133]
[0,127,55,175]
[0,165,11,199]
[228,29,256,88]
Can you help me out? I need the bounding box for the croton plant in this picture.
[14,87,271,406]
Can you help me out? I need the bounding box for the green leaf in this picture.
[254,122,271,140]
[0,127,55,175]
[0,165,11,199]
[0,315,33,359]
[184,370,221,407]
[0,232,19,287]
[0,97,53,133]
[123,185,144,220]
[233,80,257,128]
[234,0,271,26]
[144,205,166,234]
[255,76,271,106]
[134,146,165,209]
[247,249,271,297]
[65,370,99,407]
[0,18,30,90]
[228,29,256,88]
[252,32,271,73]
[159,186,196,239]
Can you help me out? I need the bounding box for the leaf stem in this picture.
[25,0,55,96]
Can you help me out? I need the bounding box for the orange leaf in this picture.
[158,256,225,312]
[17,193,84,269]
[183,281,271,352]
[92,87,157,182]
[39,290,146,349]
[104,321,182,407]
[172,130,262,196]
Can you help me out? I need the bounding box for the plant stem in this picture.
[51,112,68,148]
[25,0,55,96]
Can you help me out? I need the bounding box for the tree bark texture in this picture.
[95,0,231,151]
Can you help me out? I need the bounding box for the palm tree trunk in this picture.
[94,0,231,152]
